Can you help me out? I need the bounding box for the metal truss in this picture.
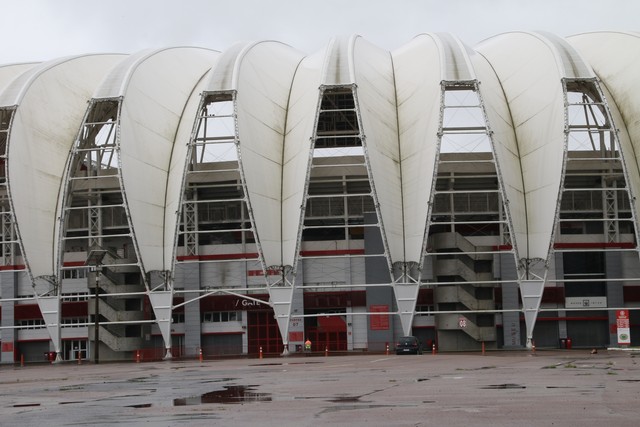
[420,80,519,348]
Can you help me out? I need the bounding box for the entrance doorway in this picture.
[247,310,283,355]
[306,312,347,351]
[63,339,87,361]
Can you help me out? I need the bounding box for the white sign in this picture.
[565,297,607,308]
[617,310,631,345]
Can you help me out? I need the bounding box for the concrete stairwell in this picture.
[88,251,146,356]
[88,325,143,352]
[435,284,494,311]
[431,232,497,350]
[436,312,497,342]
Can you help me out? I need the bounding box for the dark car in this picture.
[395,336,422,355]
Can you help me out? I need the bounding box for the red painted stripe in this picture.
[0,264,25,271]
[247,270,280,276]
[63,261,86,267]
[300,249,365,257]
[538,316,609,322]
[554,242,636,249]
[201,331,245,336]
[176,253,259,261]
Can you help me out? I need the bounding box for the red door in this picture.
[308,315,347,351]
[247,310,283,355]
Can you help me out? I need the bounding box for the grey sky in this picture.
[1,0,638,63]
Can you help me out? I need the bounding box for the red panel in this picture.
[623,286,640,302]
[370,305,390,330]
[541,287,565,304]
[318,316,346,332]
[14,304,42,320]
[289,331,304,342]
[61,301,87,317]
[416,288,434,305]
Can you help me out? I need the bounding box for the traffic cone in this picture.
[259,346,263,359]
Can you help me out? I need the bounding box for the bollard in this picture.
[532,340,536,355]
[482,341,485,356]
[199,348,203,362]
[325,346,328,357]
[385,343,389,356]
[432,343,436,355]
[20,354,24,367]
[259,346,263,359]
[78,352,82,365]
[136,350,141,363]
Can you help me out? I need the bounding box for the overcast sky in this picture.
[1,0,638,63]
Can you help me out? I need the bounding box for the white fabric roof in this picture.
[392,33,480,264]
[0,63,38,95]
[350,36,403,264]
[205,41,304,269]
[476,32,574,263]
[105,47,219,273]
[282,49,325,266]
[568,32,640,225]
[0,32,637,287]
[1,55,125,280]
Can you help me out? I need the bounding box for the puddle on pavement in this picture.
[13,403,41,407]
[173,385,272,405]
[199,378,236,384]
[416,378,429,382]
[330,396,361,403]
[319,404,416,415]
[128,403,153,408]
[480,384,526,389]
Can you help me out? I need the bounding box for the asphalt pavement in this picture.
[1,349,639,426]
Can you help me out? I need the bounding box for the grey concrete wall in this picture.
[175,263,202,357]
[500,253,522,348]
[364,212,394,351]
[1,271,17,364]
[606,251,624,347]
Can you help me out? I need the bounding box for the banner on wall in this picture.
[616,309,631,346]
[370,305,389,330]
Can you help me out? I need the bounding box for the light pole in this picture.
[85,249,106,364]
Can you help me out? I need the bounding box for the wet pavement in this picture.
[1,349,639,426]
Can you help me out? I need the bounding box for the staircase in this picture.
[431,232,497,350]
[88,251,146,357]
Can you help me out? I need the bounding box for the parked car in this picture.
[395,336,422,355]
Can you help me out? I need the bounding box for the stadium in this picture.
[0,31,639,363]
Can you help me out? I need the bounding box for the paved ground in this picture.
[1,349,639,426]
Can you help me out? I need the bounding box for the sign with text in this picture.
[616,309,631,345]
[370,305,390,330]
[565,296,607,308]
